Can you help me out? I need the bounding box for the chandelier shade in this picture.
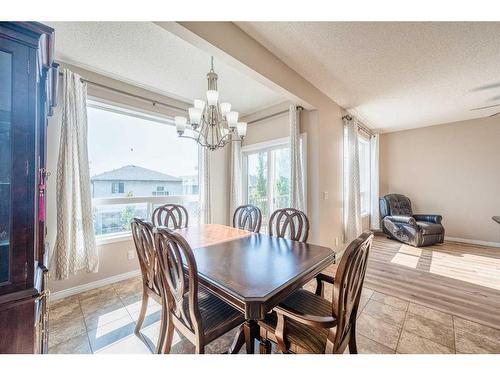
[175,57,246,150]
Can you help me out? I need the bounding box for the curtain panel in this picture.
[343,116,362,243]
[199,146,212,224]
[229,140,242,221]
[370,134,380,230]
[54,69,99,279]
[289,104,305,212]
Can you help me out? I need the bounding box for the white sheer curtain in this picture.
[370,134,380,230]
[199,146,211,224]
[229,140,242,220]
[54,69,99,280]
[289,104,305,211]
[343,116,362,243]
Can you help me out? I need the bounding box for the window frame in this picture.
[86,98,200,244]
[241,134,307,217]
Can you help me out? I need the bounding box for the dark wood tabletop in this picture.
[176,224,336,320]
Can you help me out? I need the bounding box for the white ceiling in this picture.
[46,22,284,116]
[237,22,500,132]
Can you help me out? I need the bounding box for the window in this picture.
[88,101,199,238]
[242,136,306,232]
[111,182,124,194]
[153,186,169,196]
[358,136,370,215]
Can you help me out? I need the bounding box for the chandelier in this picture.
[174,57,247,151]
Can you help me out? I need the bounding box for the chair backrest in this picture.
[151,204,189,229]
[154,226,202,335]
[131,218,161,295]
[380,194,413,219]
[268,208,309,242]
[232,204,262,233]
[331,231,373,350]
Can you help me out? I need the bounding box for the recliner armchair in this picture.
[379,194,444,247]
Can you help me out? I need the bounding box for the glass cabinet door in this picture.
[0,49,12,284]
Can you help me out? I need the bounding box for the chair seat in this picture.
[183,288,245,343]
[259,289,334,353]
[416,221,443,235]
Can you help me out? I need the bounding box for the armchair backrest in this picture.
[268,208,309,242]
[131,218,161,296]
[152,204,189,229]
[154,226,202,336]
[379,194,413,219]
[331,231,373,352]
[233,204,262,233]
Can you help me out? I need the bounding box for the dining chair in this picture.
[258,231,374,354]
[268,208,310,242]
[131,218,164,353]
[154,226,246,354]
[232,204,262,233]
[151,204,189,229]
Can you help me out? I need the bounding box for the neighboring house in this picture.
[180,174,199,195]
[91,165,183,198]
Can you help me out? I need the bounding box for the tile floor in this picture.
[48,274,500,354]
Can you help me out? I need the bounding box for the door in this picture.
[0,37,34,294]
[243,141,293,232]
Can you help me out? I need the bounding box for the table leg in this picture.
[244,320,258,354]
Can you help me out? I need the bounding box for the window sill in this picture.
[96,233,133,246]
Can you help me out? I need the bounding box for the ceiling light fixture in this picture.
[175,57,246,151]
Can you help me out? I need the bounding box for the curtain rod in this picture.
[342,114,375,137]
[248,106,303,125]
[58,71,187,112]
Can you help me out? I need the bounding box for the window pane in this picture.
[272,147,290,210]
[87,103,199,236]
[0,50,12,283]
[247,152,268,224]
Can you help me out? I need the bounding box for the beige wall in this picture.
[380,116,500,244]
[47,65,230,294]
[161,22,346,250]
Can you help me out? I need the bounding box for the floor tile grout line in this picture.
[369,291,457,353]
[357,333,395,354]
[452,314,457,353]
[401,311,456,352]
[77,295,93,354]
[394,305,409,354]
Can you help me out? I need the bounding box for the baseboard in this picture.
[444,236,500,248]
[49,269,142,301]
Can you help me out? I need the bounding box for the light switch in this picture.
[323,191,329,200]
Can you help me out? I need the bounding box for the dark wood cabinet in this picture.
[0,22,57,354]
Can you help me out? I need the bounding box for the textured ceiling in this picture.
[46,22,284,115]
[237,22,500,132]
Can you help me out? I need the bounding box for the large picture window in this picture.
[87,101,199,238]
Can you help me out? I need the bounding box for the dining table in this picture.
[175,223,336,354]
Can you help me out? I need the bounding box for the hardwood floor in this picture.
[364,234,500,330]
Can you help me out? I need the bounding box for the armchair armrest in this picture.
[413,214,442,224]
[315,273,335,297]
[385,215,416,225]
[273,304,336,353]
[274,304,337,329]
